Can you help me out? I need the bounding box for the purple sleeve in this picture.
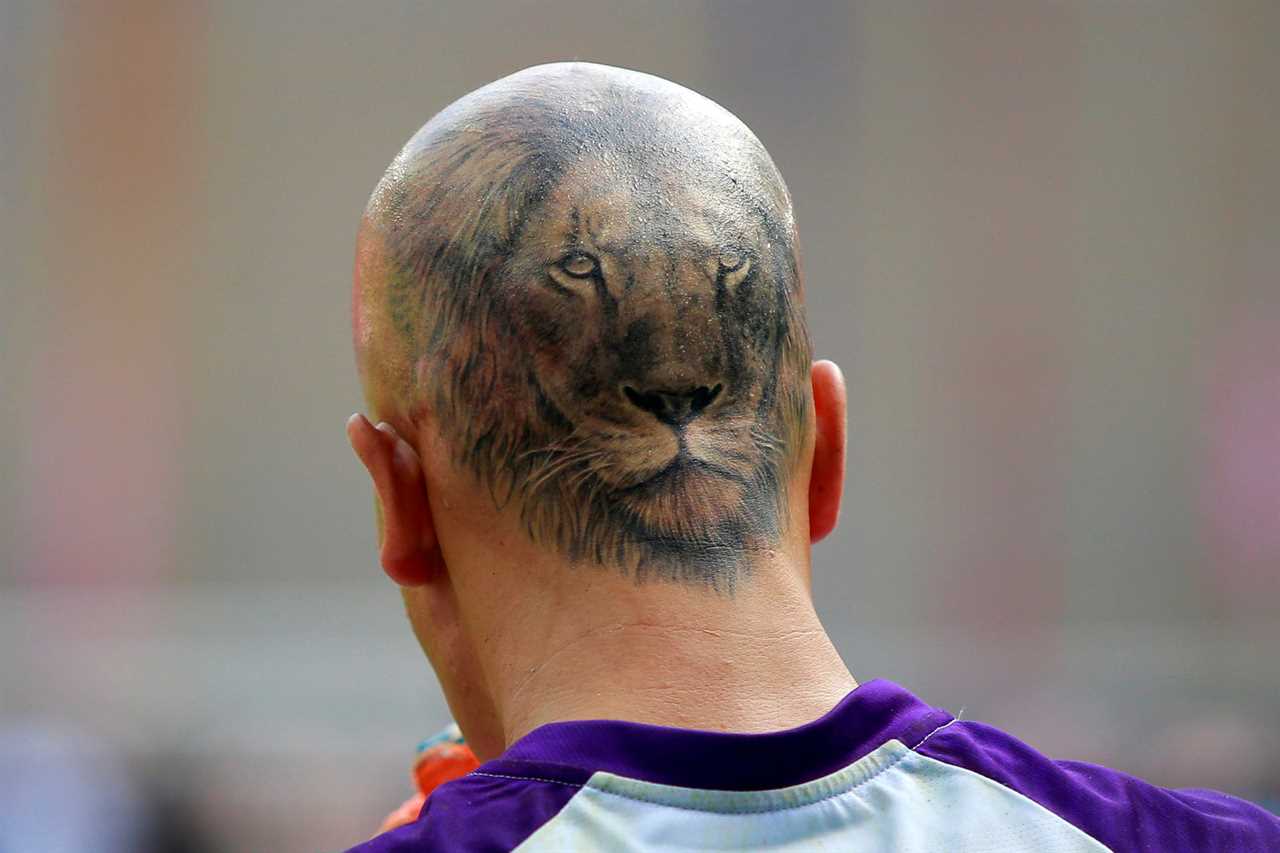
[342,763,585,853]
[917,720,1280,853]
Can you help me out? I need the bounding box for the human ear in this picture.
[346,413,443,586]
[808,360,847,543]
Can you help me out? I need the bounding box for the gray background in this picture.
[3,2,1278,850]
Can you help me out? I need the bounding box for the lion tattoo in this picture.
[355,64,811,587]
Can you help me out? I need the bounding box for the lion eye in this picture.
[718,249,746,273]
[559,252,599,278]
[715,249,751,289]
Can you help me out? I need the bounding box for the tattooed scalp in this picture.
[354,63,811,589]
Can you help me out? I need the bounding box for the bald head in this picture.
[354,63,811,587]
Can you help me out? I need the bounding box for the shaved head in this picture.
[354,63,811,587]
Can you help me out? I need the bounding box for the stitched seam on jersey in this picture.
[470,770,583,789]
[581,747,911,815]
[911,716,960,750]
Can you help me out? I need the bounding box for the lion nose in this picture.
[623,383,723,426]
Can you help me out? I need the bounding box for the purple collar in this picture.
[477,679,952,792]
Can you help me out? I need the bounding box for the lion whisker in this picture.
[526,459,587,494]
[525,447,610,494]
[516,436,592,462]
[523,455,582,492]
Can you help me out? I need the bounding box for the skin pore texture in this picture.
[349,62,855,761]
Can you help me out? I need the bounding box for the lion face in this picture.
[488,159,798,555]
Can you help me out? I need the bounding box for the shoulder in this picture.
[341,763,587,853]
[914,718,1280,853]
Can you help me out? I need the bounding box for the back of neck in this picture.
[477,557,858,749]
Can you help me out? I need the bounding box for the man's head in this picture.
[348,63,846,753]
[354,62,822,586]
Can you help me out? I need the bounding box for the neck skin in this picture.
[408,426,857,758]
[490,565,858,749]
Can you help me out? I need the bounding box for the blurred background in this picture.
[2,1,1278,850]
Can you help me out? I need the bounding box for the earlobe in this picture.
[808,360,847,543]
[346,413,444,586]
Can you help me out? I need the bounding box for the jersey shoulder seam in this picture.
[911,715,961,750]
[469,770,584,789]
